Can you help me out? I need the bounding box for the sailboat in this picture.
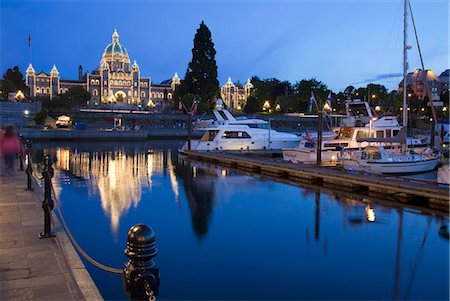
[341,0,441,174]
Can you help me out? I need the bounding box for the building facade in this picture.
[220,77,254,112]
[398,69,444,101]
[25,30,180,110]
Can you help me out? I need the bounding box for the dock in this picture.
[181,150,449,213]
[0,163,102,300]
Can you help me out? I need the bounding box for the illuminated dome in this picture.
[101,29,131,72]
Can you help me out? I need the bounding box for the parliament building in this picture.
[25,29,180,110]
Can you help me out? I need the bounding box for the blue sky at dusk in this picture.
[1,0,448,92]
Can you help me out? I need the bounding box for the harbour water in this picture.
[31,141,449,300]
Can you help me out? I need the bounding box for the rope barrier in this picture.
[49,181,123,274]
[29,166,123,274]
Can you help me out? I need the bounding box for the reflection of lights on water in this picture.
[167,149,179,204]
[193,166,197,178]
[365,205,376,222]
[55,149,167,232]
[221,169,227,177]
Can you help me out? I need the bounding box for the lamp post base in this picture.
[38,232,55,239]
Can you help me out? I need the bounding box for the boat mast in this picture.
[402,0,408,131]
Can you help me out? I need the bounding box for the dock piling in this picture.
[38,154,55,239]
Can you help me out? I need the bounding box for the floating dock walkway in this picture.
[181,150,449,213]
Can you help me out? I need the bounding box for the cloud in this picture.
[353,72,403,85]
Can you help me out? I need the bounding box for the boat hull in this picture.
[184,138,300,151]
[343,157,440,174]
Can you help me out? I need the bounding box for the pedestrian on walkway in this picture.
[0,124,21,173]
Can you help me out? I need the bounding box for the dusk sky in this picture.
[1,0,448,92]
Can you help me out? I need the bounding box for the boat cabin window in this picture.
[201,130,219,141]
[304,141,315,148]
[247,123,269,129]
[393,130,399,137]
[356,130,369,140]
[386,130,392,138]
[376,130,384,138]
[324,142,348,149]
[338,127,353,139]
[222,131,251,139]
[367,151,381,160]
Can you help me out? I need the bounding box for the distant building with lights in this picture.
[220,77,254,111]
[25,29,180,110]
[398,69,443,101]
[439,69,449,93]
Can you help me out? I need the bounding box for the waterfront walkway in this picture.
[0,162,102,300]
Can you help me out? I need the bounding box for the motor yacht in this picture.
[180,124,301,152]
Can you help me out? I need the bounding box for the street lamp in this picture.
[263,100,270,111]
[375,105,381,112]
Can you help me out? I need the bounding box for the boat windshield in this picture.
[201,130,219,141]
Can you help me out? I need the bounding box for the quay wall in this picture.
[20,128,202,141]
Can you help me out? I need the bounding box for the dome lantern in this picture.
[112,28,119,43]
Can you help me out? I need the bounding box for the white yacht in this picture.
[341,146,440,174]
[282,100,426,164]
[180,124,301,152]
[193,99,269,130]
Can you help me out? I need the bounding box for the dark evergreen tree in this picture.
[176,21,219,112]
[0,66,28,100]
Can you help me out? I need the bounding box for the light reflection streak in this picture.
[54,148,169,232]
[166,149,180,207]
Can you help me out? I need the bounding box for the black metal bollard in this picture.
[38,154,55,239]
[18,135,24,171]
[124,224,160,300]
[24,139,33,191]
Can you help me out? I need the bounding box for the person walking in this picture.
[0,124,22,173]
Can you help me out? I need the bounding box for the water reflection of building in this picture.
[55,147,165,232]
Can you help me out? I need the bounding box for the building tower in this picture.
[100,60,110,103]
[131,60,140,104]
[244,78,254,101]
[221,77,236,110]
[78,65,83,81]
[26,64,36,98]
[50,65,60,99]
[171,72,181,91]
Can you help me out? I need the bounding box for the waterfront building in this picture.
[439,69,449,93]
[25,29,180,110]
[398,69,442,101]
[220,77,254,111]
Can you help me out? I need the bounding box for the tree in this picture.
[243,96,260,114]
[43,86,90,112]
[0,66,29,100]
[293,78,329,111]
[176,21,219,112]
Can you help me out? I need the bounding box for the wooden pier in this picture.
[181,150,449,213]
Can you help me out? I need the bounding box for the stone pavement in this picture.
[0,161,102,300]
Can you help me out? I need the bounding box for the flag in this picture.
[324,92,332,111]
[190,100,198,115]
[309,92,316,113]
[178,98,183,111]
[28,33,31,47]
